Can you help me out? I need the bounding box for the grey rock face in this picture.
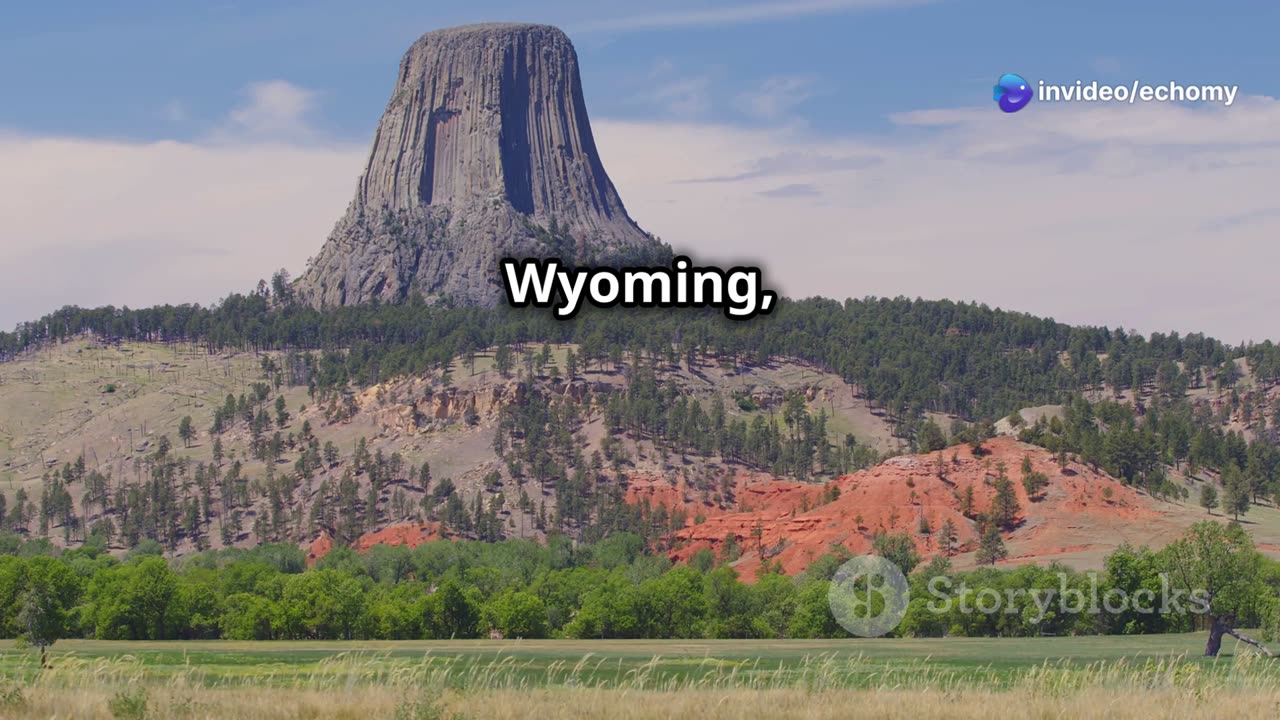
[298,23,669,308]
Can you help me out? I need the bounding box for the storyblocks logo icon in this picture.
[827,555,910,637]
[994,73,1032,113]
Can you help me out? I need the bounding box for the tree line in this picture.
[3,520,1275,658]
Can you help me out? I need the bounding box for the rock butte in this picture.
[298,23,669,308]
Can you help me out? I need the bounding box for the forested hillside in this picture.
[7,280,1280,422]
[6,283,1280,573]
[1,334,896,558]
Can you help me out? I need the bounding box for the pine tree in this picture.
[1020,456,1048,498]
[417,462,432,494]
[1199,484,1219,515]
[991,465,1020,529]
[565,349,578,381]
[1222,466,1250,520]
[178,416,195,448]
[938,518,957,556]
[494,345,513,378]
[975,523,1007,565]
[275,395,289,428]
[916,419,947,453]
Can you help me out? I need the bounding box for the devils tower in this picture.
[297,23,670,307]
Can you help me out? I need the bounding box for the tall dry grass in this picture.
[1,651,1278,719]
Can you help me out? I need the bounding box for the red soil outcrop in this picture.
[655,437,1163,579]
[305,522,442,566]
[352,522,442,552]
[305,531,334,567]
[626,470,825,520]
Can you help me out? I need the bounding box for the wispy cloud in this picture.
[681,150,882,183]
[758,183,821,198]
[737,75,819,121]
[218,80,323,142]
[640,60,720,118]
[576,0,938,33]
[0,81,363,329]
[161,100,189,124]
[891,96,1280,146]
[1088,56,1129,76]
[1200,206,1280,231]
[650,75,716,117]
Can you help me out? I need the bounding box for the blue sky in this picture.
[2,0,1280,341]
[5,0,1274,139]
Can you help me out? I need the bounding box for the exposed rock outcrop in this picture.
[298,23,669,307]
[660,437,1169,580]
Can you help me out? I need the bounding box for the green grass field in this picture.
[0,634,1277,718]
[1,632,1264,687]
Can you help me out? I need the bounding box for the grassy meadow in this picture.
[0,634,1278,718]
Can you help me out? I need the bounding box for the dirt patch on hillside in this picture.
[353,522,442,552]
[306,532,334,566]
[306,522,442,565]
[626,470,825,520]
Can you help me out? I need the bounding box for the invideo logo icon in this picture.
[994,73,1032,113]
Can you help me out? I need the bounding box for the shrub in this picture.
[0,685,27,712]
[1022,471,1049,498]
[395,694,446,720]
[109,688,147,720]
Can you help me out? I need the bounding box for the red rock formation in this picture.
[665,437,1159,580]
[352,522,442,553]
[305,531,334,567]
[305,438,1174,578]
[304,523,441,565]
